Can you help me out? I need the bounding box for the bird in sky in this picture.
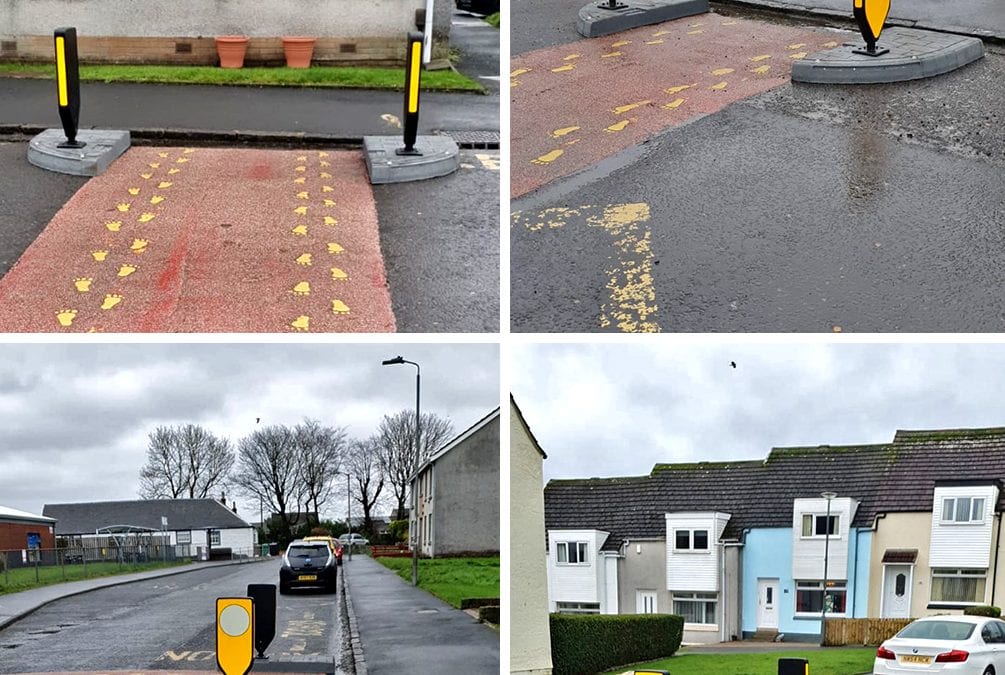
[730,361,737,369]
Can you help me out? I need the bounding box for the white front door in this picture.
[757,579,779,629]
[882,565,912,618]
[636,590,657,614]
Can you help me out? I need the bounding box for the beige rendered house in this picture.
[510,396,553,675]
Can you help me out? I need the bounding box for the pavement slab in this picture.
[510,11,834,197]
[0,147,396,333]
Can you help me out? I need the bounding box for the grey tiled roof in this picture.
[43,499,252,534]
[545,427,1005,551]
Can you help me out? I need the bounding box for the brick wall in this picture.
[0,521,56,552]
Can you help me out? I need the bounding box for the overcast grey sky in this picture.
[511,342,1005,482]
[0,343,498,520]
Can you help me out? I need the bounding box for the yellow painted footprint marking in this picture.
[158,152,169,158]
[131,238,149,253]
[292,224,309,236]
[788,43,807,49]
[318,152,329,158]
[294,206,308,215]
[118,263,138,277]
[140,173,153,180]
[532,149,564,165]
[323,216,338,226]
[183,148,196,154]
[722,20,738,25]
[665,84,693,94]
[510,68,531,77]
[91,250,109,261]
[563,54,581,61]
[320,161,330,168]
[551,126,580,138]
[296,253,313,266]
[158,181,172,189]
[663,98,686,109]
[291,315,310,332]
[751,65,771,74]
[167,168,180,175]
[327,243,344,254]
[56,309,77,327]
[613,101,651,114]
[711,68,735,75]
[101,294,123,310]
[138,213,156,223]
[645,40,665,45]
[331,299,350,315]
[74,278,93,292]
[292,281,311,296]
[127,187,140,196]
[176,157,189,164]
[294,177,306,184]
[106,221,122,232]
[653,29,671,36]
[605,120,631,133]
[296,155,307,162]
[790,52,808,59]
[150,195,165,205]
[295,166,306,173]
[323,199,336,207]
[689,21,704,26]
[320,172,332,179]
[322,185,334,192]
[823,41,839,48]
[148,162,160,169]
[687,29,704,35]
[710,81,728,90]
[601,51,623,58]
[551,64,575,73]
[330,267,348,281]
[750,54,772,61]
[297,191,310,199]
[117,203,130,212]
[611,40,631,47]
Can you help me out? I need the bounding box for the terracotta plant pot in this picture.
[215,36,249,69]
[282,37,317,69]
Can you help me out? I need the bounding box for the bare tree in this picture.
[347,437,385,535]
[139,424,234,499]
[376,410,453,521]
[232,425,298,541]
[294,418,348,528]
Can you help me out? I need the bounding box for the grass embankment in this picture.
[485,12,501,28]
[606,648,876,675]
[0,560,188,595]
[374,555,499,608]
[0,63,484,93]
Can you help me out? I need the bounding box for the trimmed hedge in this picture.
[550,613,684,675]
[964,605,1002,617]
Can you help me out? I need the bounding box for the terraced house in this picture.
[544,427,1005,644]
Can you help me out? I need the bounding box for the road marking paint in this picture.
[663,98,686,109]
[563,54,581,61]
[331,267,349,281]
[532,149,564,165]
[324,198,337,206]
[476,153,500,171]
[788,42,807,49]
[710,81,728,90]
[297,191,310,199]
[751,65,771,74]
[148,162,160,169]
[91,250,108,261]
[605,120,631,132]
[600,51,623,58]
[105,221,122,232]
[689,21,704,26]
[184,148,196,154]
[150,195,165,205]
[101,294,123,310]
[511,68,531,77]
[118,264,138,277]
[511,80,520,88]
[611,40,631,47]
[324,216,337,226]
[327,243,344,254]
[322,185,334,192]
[653,29,672,36]
[332,300,350,314]
[127,187,140,195]
[711,67,735,75]
[290,315,310,331]
[292,281,311,296]
[55,309,77,326]
[176,157,189,164]
[74,278,92,292]
[116,203,130,212]
[292,225,308,236]
[645,39,665,45]
[687,29,704,35]
[823,40,839,47]
[722,20,738,25]
[551,126,581,138]
[295,165,306,172]
[294,206,308,215]
[789,51,808,59]
[551,64,575,73]
[296,155,308,161]
[158,181,172,189]
[140,173,152,179]
[381,113,402,128]
[158,152,169,158]
[613,101,650,114]
[320,172,332,178]
[665,84,693,94]
[294,176,306,184]
[131,238,149,254]
[167,167,181,174]
[138,212,156,223]
[320,161,330,167]
[750,54,772,61]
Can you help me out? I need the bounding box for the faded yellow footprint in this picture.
[291,315,310,332]
[118,263,138,277]
[330,267,348,281]
[663,98,686,109]
[323,199,336,207]
[101,294,123,310]
[611,40,631,47]
[91,250,109,261]
[296,253,313,266]
[295,166,306,173]
[605,120,631,133]
[613,101,650,114]
[645,40,664,45]
[292,225,309,236]
[687,29,704,35]
[751,65,771,74]
[140,173,153,180]
[320,161,330,168]
[167,168,180,175]
[176,157,189,164]
[292,281,311,296]
[332,300,350,315]
[323,216,338,226]
[327,243,344,254]
[294,177,306,184]
[532,149,564,165]
[320,172,332,179]
[183,148,196,154]
[106,221,122,232]
[789,52,808,59]
[158,152,169,158]
[131,239,149,253]
[711,68,735,76]
[750,54,772,62]
[127,187,140,196]
[138,213,156,223]
[510,68,531,77]
[319,152,329,158]
[148,162,160,169]
[116,203,130,212]
[297,155,307,162]
[551,64,575,73]
[665,84,694,94]
[294,206,308,215]
[710,81,729,90]
[74,278,93,292]
[322,185,334,192]
[56,309,77,327]
[600,51,623,58]
[551,126,580,138]
[297,191,309,199]
[150,195,165,205]
[158,181,172,189]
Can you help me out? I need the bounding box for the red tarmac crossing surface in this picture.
[0,147,396,332]
[510,12,834,198]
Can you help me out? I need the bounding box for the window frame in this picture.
[794,579,848,617]
[175,530,191,545]
[800,514,841,539]
[556,541,590,566]
[555,601,600,614]
[209,530,221,546]
[671,591,719,625]
[673,528,711,552]
[940,497,986,525]
[930,568,988,605]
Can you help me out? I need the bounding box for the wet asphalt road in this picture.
[511,50,1005,332]
[451,10,501,95]
[0,561,348,673]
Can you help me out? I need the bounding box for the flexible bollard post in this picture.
[852,0,891,56]
[53,27,85,148]
[397,31,424,156]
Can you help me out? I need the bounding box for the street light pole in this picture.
[382,355,421,586]
[346,471,352,561]
[820,491,837,646]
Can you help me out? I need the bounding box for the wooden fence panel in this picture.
[824,618,913,646]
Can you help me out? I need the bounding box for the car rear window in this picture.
[287,544,329,558]
[897,621,976,641]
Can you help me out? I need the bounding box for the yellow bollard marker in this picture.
[216,598,254,675]
[853,0,890,55]
[397,32,424,156]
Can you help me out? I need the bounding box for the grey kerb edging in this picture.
[342,568,367,675]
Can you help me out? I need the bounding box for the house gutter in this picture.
[993,511,1002,604]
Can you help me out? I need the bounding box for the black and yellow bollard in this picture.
[397,31,424,157]
[216,597,254,675]
[852,0,891,56]
[778,657,809,675]
[53,27,85,148]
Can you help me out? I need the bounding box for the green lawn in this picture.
[0,560,188,595]
[605,648,876,675]
[0,63,484,93]
[374,556,499,608]
[485,12,501,28]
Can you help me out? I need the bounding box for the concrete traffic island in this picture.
[791,27,985,84]
[362,135,460,184]
[576,0,709,38]
[27,128,130,176]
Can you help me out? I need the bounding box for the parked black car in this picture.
[456,0,499,15]
[279,540,337,594]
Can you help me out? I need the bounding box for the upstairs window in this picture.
[942,497,986,524]
[673,529,710,551]
[801,514,840,538]
[557,541,589,565]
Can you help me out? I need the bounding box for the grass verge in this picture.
[0,560,189,595]
[374,555,499,608]
[485,12,501,28]
[605,648,876,675]
[0,63,485,93]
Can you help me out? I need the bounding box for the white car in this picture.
[338,533,369,546]
[874,615,1005,674]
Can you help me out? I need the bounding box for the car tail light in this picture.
[876,646,896,660]
[935,650,969,663]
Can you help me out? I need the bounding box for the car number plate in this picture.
[900,655,932,664]
[298,575,317,581]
